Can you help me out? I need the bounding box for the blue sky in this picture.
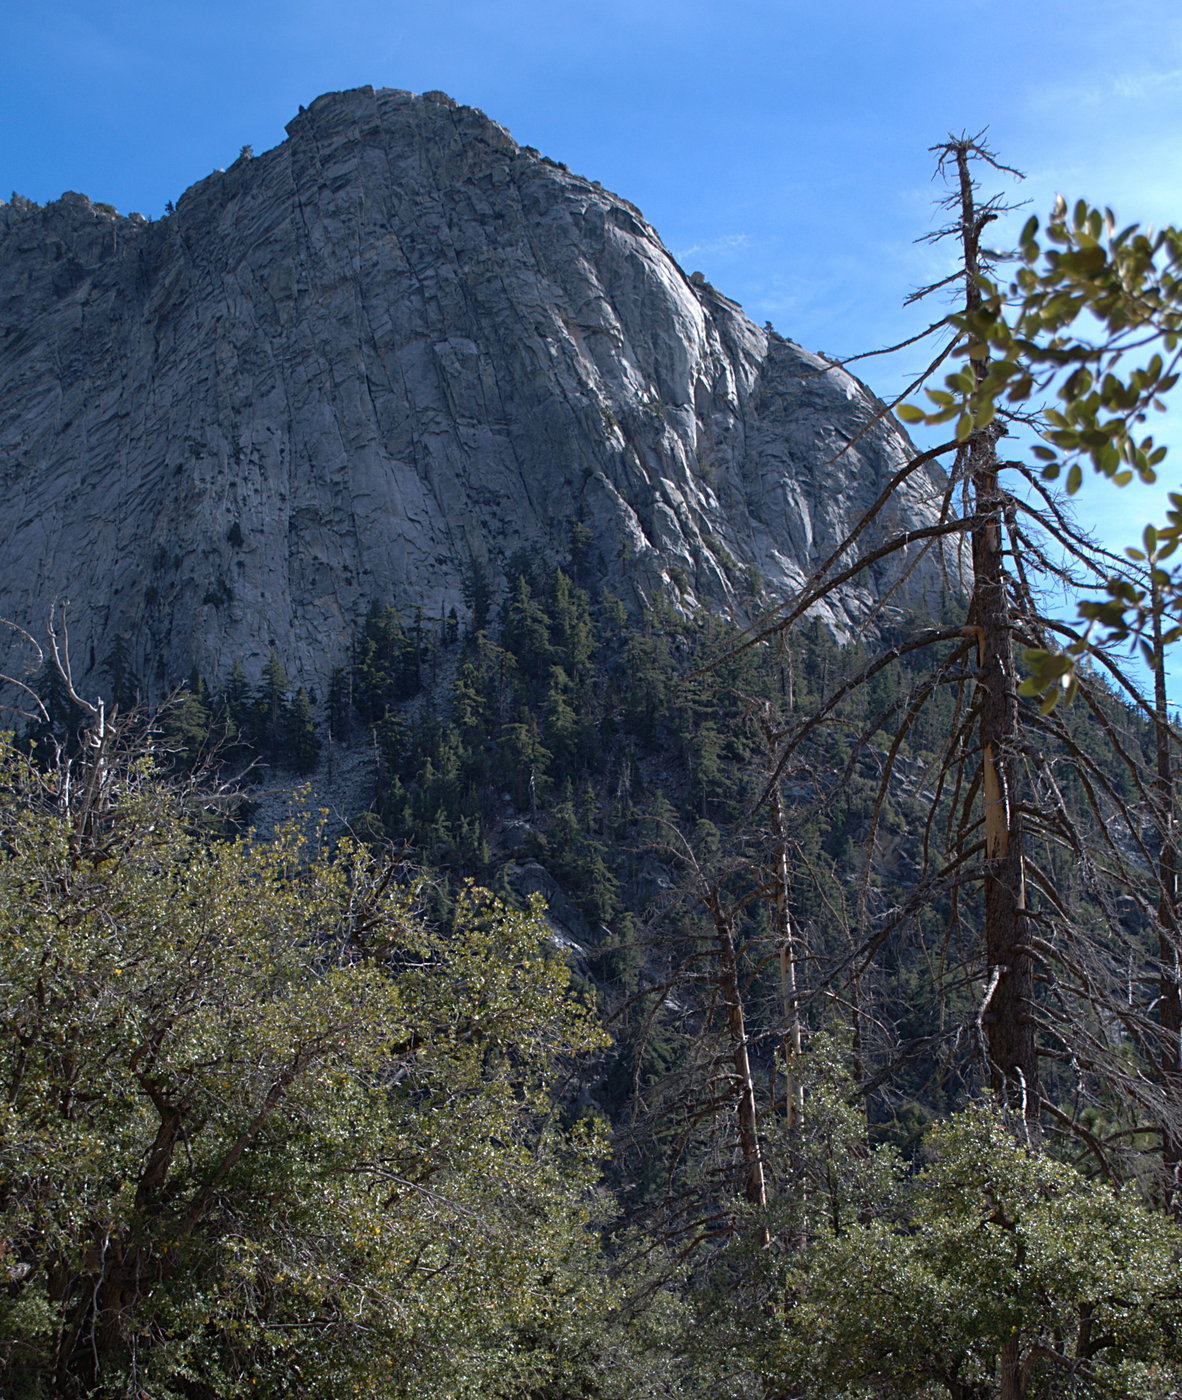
[2,0,1179,572]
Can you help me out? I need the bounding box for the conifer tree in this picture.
[277,685,321,773]
[102,634,140,711]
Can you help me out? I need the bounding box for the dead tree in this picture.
[944,137,1039,1116]
[702,135,1182,1172]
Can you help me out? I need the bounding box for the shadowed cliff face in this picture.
[0,85,949,693]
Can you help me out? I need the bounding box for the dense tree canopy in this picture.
[0,731,619,1400]
[770,1103,1182,1400]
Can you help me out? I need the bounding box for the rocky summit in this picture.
[0,86,948,695]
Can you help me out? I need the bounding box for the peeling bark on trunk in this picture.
[966,478,1037,1114]
[952,142,1039,1117]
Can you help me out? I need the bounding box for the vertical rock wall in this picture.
[0,87,949,693]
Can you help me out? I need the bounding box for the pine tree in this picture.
[159,682,212,771]
[277,686,321,773]
[327,665,352,740]
[503,574,554,681]
[102,635,140,711]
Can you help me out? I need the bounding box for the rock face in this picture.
[0,86,949,694]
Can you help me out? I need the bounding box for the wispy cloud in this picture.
[1032,63,1182,111]
[674,232,752,262]
[1112,66,1182,99]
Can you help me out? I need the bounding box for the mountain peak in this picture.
[0,91,949,695]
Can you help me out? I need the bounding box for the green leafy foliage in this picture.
[899,193,1181,694]
[769,1104,1182,1399]
[0,736,622,1400]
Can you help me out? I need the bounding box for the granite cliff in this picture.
[0,86,949,694]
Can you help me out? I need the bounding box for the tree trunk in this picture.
[705,890,769,1220]
[952,140,1039,1116]
[998,1330,1025,1400]
[967,449,1037,1113]
[1151,580,1182,1211]
[759,706,804,1133]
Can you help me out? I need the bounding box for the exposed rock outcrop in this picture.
[0,86,949,693]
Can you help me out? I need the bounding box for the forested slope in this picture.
[7,563,1182,1398]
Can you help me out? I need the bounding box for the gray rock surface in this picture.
[0,86,951,695]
